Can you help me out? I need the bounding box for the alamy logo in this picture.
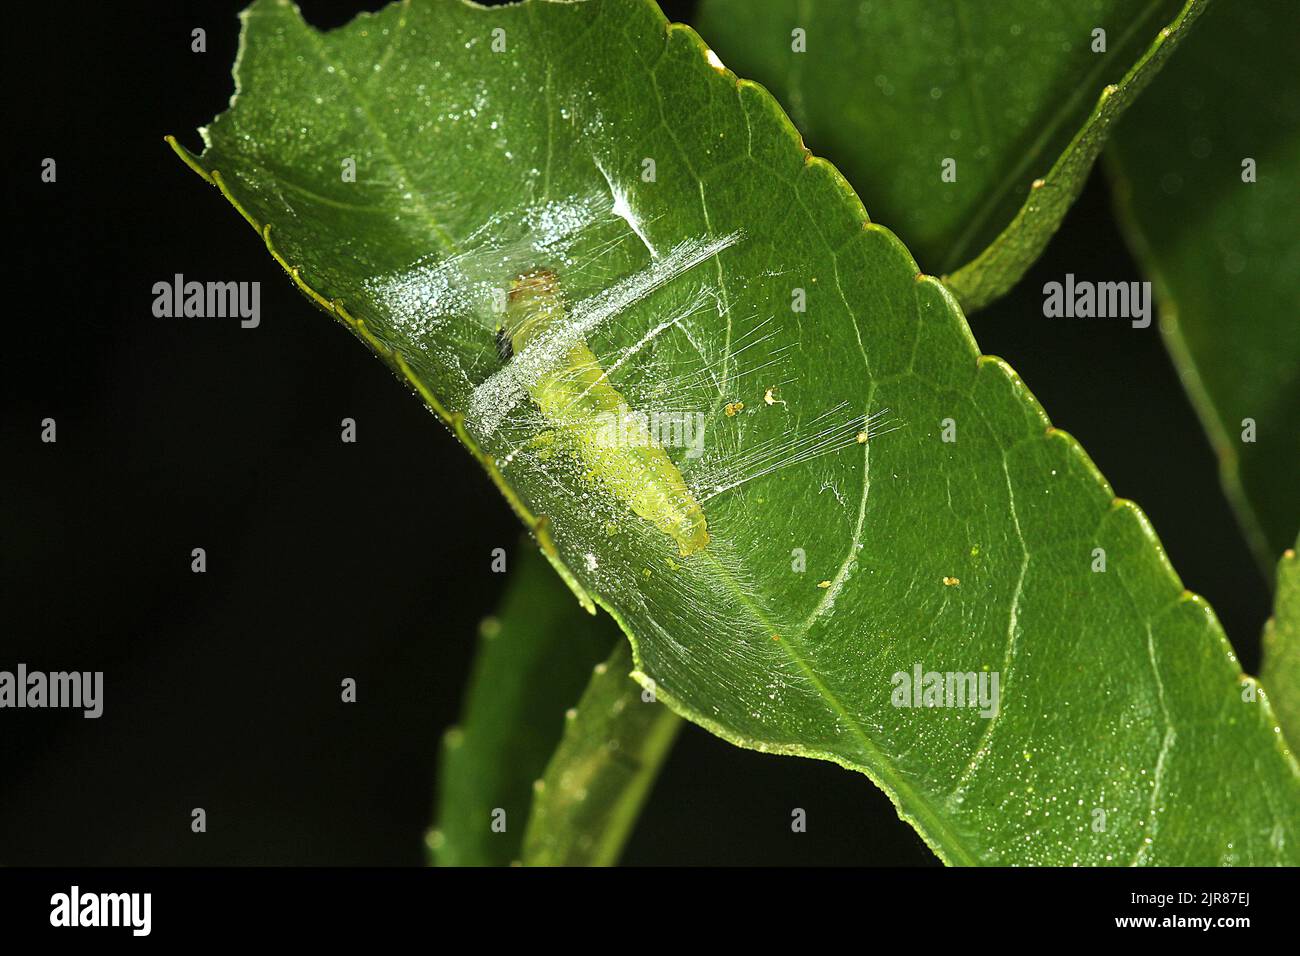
[50,886,151,936]
[1042,273,1152,328]
[152,273,260,328]
[891,662,999,718]
[591,408,707,459]
[0,664,102,718]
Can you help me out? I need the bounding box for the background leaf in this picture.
[174,0,1299,864]
[1263,538,1300,751]
[695,0,1206,309]
[430,543,612,866]
[1108,0,1300,569]
[523,640,681,866]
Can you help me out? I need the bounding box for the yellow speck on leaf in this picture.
[943,576,960,586]
[817,580,832,589]
[725,401,745,417]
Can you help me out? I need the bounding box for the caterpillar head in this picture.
[504,268,564,350]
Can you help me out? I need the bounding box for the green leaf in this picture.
[523,640,681,866]
[1108,0,1300,569]
[430,543,612,866]
[1263,538,1300,751]
[694,0,1210,310]
[172,0,1299,864]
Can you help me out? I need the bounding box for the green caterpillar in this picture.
[506,269,709,556]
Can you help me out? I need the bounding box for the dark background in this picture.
[0,0,1270,865]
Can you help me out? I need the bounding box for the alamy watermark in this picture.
[591,407,706,459]
[891,662,999,718]
[152,274,260,328]
[50,886,150,936]
[1042,274,1152,328]
[0,664,103,718]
